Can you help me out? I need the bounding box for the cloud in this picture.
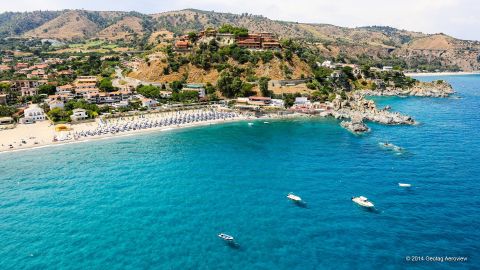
[0,0,479,40]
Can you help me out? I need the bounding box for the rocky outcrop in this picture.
[340,115,370,134]
[329,93,416,133]
[361,80,454,97]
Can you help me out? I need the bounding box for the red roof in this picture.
[175,40,189,47]
[237,39,261,45]
[249,96,271,101]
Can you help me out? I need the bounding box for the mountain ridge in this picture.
[0,8,479,71]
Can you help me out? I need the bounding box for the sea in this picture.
[0,75,479,270]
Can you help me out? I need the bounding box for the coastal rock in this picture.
[340,120,370,134]
[361,80,454,97]
[331,94,416,132]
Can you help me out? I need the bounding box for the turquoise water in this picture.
[1,76,479,269]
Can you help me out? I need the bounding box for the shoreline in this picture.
[0,113,301,155]
[405,71,480,77]
[0,117,248,155]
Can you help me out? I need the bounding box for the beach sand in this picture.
[0,110,290,154]
[0,120,101,153]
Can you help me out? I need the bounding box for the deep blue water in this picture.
[1,75,479,270]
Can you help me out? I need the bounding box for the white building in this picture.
[294,97,311,105]
[22,104,46,123]
[49,100,64,110]
[112,100,129,109]
[140,98,158,108]
[270,99,285,108]
[160,91,173,98]
[320,60,336,69]
[70,108,88,121]
[382,66,393,71]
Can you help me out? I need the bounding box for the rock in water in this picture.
[340,115,370,134]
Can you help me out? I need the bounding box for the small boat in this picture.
[398,183,412,188]
[263,121,270,124]
[218,233,234,241]
[352,196,374,208]
[379,142,403,152]
[248,122,254,126]
[287,193,302,202]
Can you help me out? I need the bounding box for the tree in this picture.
[38,84,56,95]
[341,66,355,81]
[259,51,274,63]
[99,78,115,92]
[217,71,243,98]
[314,67,333,83]
[218,24,248,37]
[169,81,183,92]
[240,82,255,97]
[0,82,11,92]
[0,105,15,117]
[136,85,160,99]
[205,82,215,94]
[258,77,271,97]
[47,108,70,122]
[172,90,199,102]
[187,32,198,43]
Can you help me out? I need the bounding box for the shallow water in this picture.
[1,75,479,269]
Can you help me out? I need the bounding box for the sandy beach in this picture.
[405,71,480,77]
[0,109,296,154]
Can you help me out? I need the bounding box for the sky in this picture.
[0,0,479,40]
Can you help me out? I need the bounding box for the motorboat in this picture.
[379,142,403,152]
[263,121,270,124]
[248,122,254,126]
[218,233,234,241]
[398,183,412,188]
[287,193,302,202]
[352,196,374,208]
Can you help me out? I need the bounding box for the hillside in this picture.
[128,52,312,84]
[0,8,479,70]
[97,16,146,41]
[24,10,101,40]
[0,11,61,37]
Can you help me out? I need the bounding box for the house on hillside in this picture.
[56,84,74,94]
[294,97,310,105]
[140,97,158,108]
[248,96,272,106]
[174,40,191,53]
[236,32,281,50]
[49,100,64,110]
[237,34,262,49]
[20,87,38,97]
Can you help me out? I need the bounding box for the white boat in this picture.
[263,121,270,124]
[218,233,234,241]
[352,196,374,208]
[248,122,254,126]
[379,142,403,152]
[287,193,302,202]
[398,183,412,187]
